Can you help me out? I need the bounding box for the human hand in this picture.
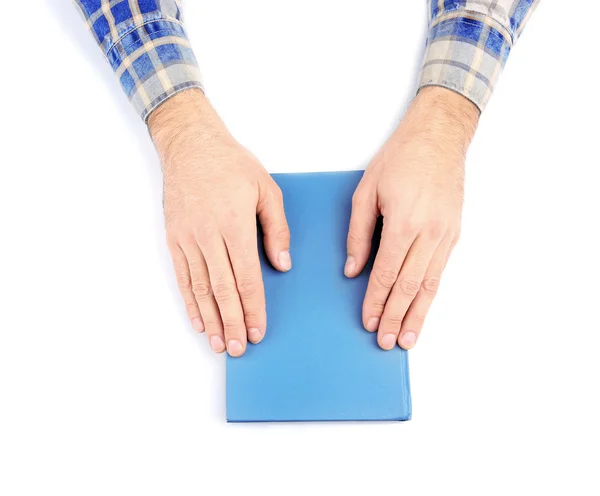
[149,90,291,357]
[345,87,479,351]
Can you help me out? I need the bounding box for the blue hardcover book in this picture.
[226,171,412,422]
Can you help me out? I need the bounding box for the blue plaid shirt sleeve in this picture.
[418,0,540,112]
[74,0,203,122]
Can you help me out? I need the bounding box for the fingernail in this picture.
[366,317,380,332]
[400,331,417,349]
[380,333,397,350]
[247,328,263,344]
[210,335,225,353]
[227,339,244,357]
[278,250,292,271]
[344,256,356,277]
[192,317,204,333]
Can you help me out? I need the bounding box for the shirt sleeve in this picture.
[418,0,539,112]
[74,0,203,122]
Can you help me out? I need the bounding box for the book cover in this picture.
[226,171,411,422]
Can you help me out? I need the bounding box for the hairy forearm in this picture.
[399,87,480,157]
[148,89,232,172]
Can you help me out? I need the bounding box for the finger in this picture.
[223,218,267,345]
[170,243,204,333]
[362,220,416,333]
[345,185,378,278]
[181,241,226,354]
[378,233,442,350]
[258,182,292,272]
[201,238,248,357]
[398,237,455,350]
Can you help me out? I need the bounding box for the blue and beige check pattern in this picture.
[75,1,538,120]
[419,0,539,111]
[74,0,203,121]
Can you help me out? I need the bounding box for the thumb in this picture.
[258,183,292,272]
[346,186,378,278]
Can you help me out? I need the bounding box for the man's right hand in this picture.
[149,90,291,357]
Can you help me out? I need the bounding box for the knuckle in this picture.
[453,229,462,244]
[347,229,366,245]
[426,221,446,240]
[185,301,199,314]
[406,223,421,238]
[222,319,243,335]
[212,281,236,301]
[192,281,212,300]
[377,251,398,268]
[373,267,398,289]
[366,299,385,314]
[407,223,422,239]
[192,224,215,243]
[409,313,426,326]
[237,277,260,299]
[421,276,441,295]
[166,235,179,249]
[397,278,420,297]
[352,188,377,215]
[176,274,192,291]
[276,225,290,242]
[272,184,284,201]
[393,220,419,238]
[385,315,404,329]
[243,309,264,323]
[202,317,221,329]
[351,190,363,208]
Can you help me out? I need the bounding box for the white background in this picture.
[1,1,598,494]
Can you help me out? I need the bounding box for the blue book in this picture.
[226,171,412,422]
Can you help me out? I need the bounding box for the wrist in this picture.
[400,86,479,154]
[148,89,231,168]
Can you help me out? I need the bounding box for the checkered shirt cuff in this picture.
[418,12,512,112]
[107,20,203,122]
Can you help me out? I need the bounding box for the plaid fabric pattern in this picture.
[75,1,538,120]
[418,0,539,111]
[74,0,203,121]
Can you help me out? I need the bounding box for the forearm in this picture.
[399,87,479,158]
[148,89,231,170]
